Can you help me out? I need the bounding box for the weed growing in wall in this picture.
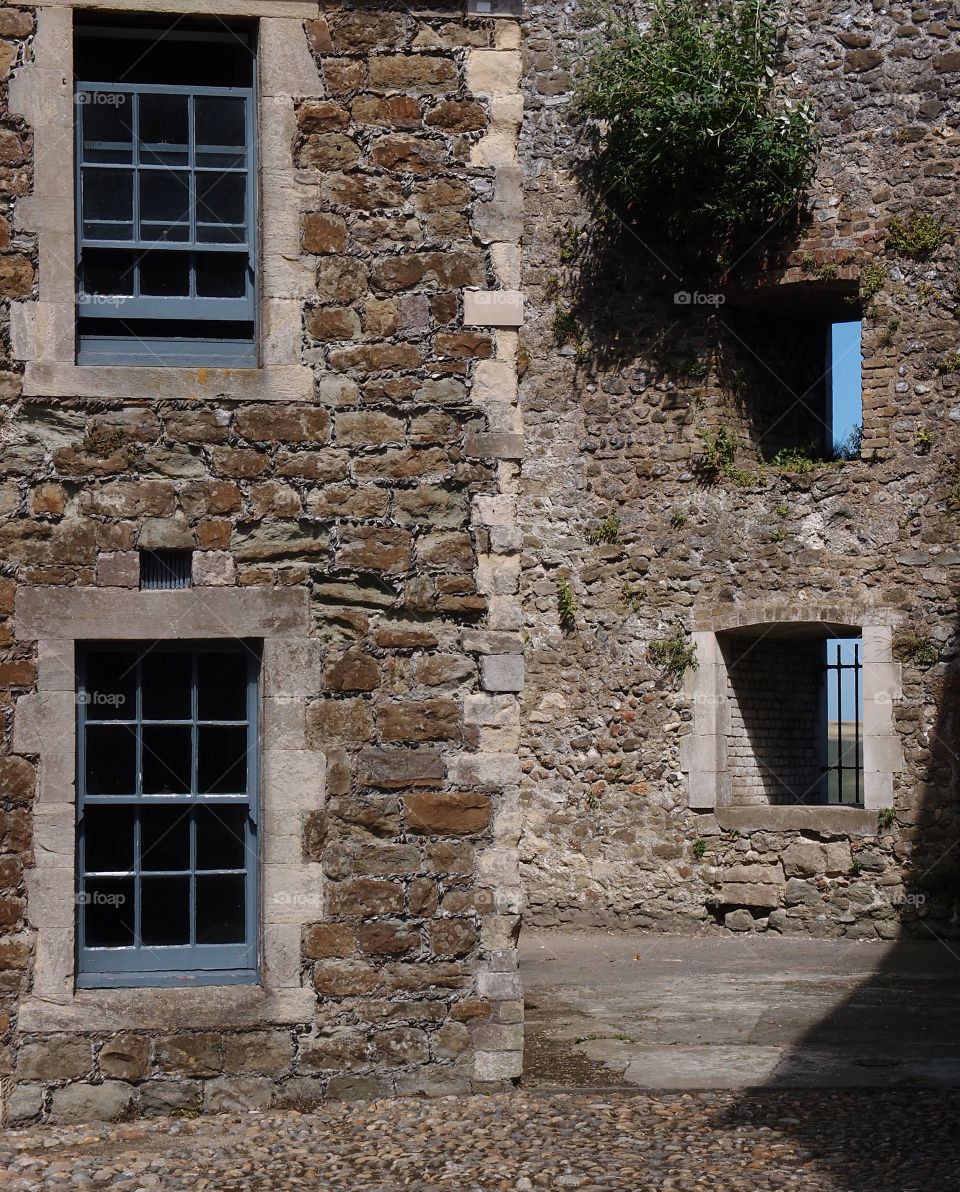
[648,626,698,682]
[896,632,940,668]
[886,208,951,260]
[556,578,578,634]
[586,513,621,544]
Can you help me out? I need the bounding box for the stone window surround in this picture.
[681,602,904,828]
[14,585,319,1033]
[8,2,320,402]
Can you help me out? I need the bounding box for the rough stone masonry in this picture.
[0,0,957,1126]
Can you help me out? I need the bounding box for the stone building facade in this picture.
[0,0,957,1125]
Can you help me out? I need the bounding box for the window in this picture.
[827,320,862,460]
[76,643,259,987]
[721,628,864,807]
[74,18,257,366]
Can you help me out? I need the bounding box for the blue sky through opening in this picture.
[830,321,862,449]
[826,637,861,723]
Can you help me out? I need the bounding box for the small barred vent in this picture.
[139,550,192,591]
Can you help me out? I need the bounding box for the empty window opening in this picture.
[722,626,864,808]
[76,643,259,986]
[74,17,257,367]
[140,549,192,590]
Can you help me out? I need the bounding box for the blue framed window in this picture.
[76,643,260,987]
[74,20,257,366]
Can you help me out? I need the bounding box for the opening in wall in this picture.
[73,15,258,367]
[720,624,864,808]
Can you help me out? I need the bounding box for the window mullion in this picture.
[190,652,199,949]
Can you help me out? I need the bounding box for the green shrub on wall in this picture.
[572,0,817,250]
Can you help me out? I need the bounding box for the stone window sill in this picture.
[18,985,315,1034]
[714,805,879,836]
[21,362,313,403]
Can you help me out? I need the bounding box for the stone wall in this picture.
[519,0,960,938]
[0,1,527,1123]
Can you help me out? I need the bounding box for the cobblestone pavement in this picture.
[2,1089,959,1191]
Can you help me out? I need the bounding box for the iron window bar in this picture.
[824,639,863,806]
[140,549,192,590]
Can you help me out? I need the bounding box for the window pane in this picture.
[195,254,247,299]
[83,805,135,873]
[196,874,245,944]
[81,92,133,163]
[83,877,135,947]
[86,725,137,795]
[142,725,192,795]
[195,96,245,149]
[196,172,244,226]
[83,651,137,720]
[198,726,247,794]
[141,876,191,945]
[141,652,192,719]
[196,805,247,870]
[139,171,190,224]
[139,252,191,297]
[140,805,191,871]
[140,223,190,244]
[197,652,247,720]
[81,250,136,297]
[82,168,133,224]
[138,93,189,165]
[196,223,245,245]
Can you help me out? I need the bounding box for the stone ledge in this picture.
[714,806,879,836]
[16,588,310,642]
[18,986,316,1033]
[10,0,320,13]
[20,362,315,403]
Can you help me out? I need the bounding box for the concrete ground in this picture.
[520,929,960,1089]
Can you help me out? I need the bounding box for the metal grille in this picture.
[824,638,863,805]
[140,549,192,590]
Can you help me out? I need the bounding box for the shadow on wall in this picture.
[715,610,960,1190]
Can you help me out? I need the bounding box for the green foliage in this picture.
[877,807,896,832]
[886,208,951,260]
[768,443,817,472]
[915,427,933,454]
[858,259,887,304]
[572,0,817,247]
[774,502,788,517]
[896,632,939,668]
[692,837,707,859]
[648,626,698,682]
[556,577,578,634]
[849,858,863,877]
[669,509,688,529]
[833,423,862,462]
[696,424,737,480]
[552,305,580,344]
[586,513,621,544]
[772,527,786,543]
[936,351,960,374]
[620,581,645,614]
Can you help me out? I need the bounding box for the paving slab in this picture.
[521,929,960,1089]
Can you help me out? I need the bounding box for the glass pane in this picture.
[196,805,247,870]
[140,805,191,871]
[139,223,190,244]
[141,876,191,946]
[195,96,245,149]
[196,874,245,944]
[81,92,133,163]
[81,250,135,297]
[139,171,190,224]
[195,172,244,226]
[83,877,135,947]
[197,652,247,720]
[196,223,245,245]
[83,651,136,720]
[138,94,188,165]
[196,150,245,169]
[82,168,133,225]
[195,253,247,299]
[141,652,192,719]
[197,726,247,794]
[139,252,191,297]
[142,725,192,795]
[82,805,135,873]
[85,725,137,796]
